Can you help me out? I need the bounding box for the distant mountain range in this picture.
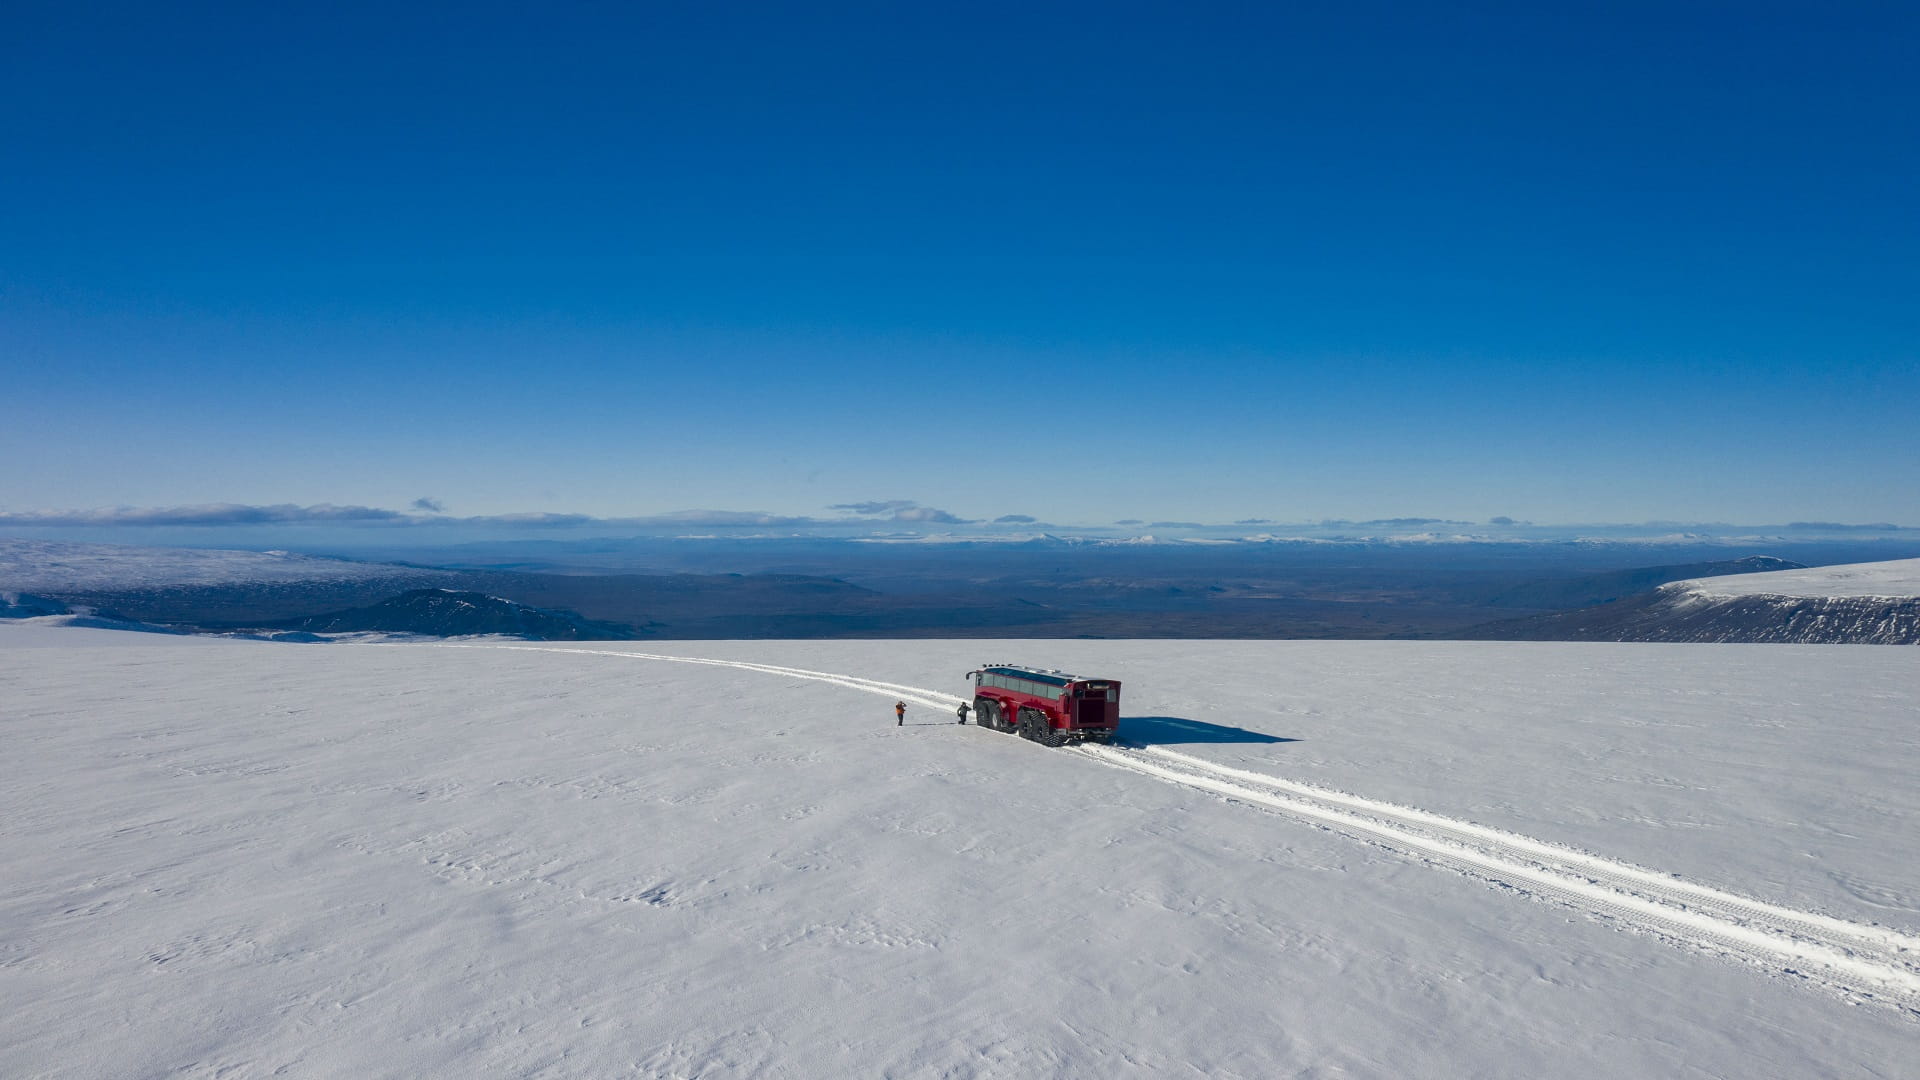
[1,592,74,619]
[6,539,1916,643]
[0,591,179,634]
[249,589,638,641]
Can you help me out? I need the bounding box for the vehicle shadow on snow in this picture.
[1119,716,1299,746]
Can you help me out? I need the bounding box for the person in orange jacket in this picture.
[895,701,906,726]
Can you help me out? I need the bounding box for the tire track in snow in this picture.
[388,643,966,711]
[1113,745,1920,956]
[389,643,1920,1013]
[1076,744,1920,1012]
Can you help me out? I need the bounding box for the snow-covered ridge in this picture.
[0,539,451,591]
[1666,557,1920,600]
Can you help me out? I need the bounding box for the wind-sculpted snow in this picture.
[6,627,1918,1078]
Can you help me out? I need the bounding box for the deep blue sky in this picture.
[4,1,1916,533]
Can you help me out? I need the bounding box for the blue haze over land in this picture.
[3,2,1916,541]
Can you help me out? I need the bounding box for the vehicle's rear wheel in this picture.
[1018,707,1065,747]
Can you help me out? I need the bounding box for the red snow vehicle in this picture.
[965,664,1120,747]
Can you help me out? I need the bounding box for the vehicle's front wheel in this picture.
[975,698,1000,732]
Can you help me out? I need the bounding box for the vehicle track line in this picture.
[392,643,965,710]
[385,642,1920,1012]
[1125,745,1920,955]
[1075,743,1920,1011]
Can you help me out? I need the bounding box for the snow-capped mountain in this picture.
[1480,554,1805,610]
[1470,557,1920,643]
[1671,557,1920,600]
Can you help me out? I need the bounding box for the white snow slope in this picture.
[3,626,1917,1078]
[1672,556,1920,600]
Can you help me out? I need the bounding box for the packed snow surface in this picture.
[4,625,1918,1078]
[0,539,447,592]
[1672,556,1920,600]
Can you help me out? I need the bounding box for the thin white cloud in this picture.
[0,504,820,529]
[0,503,409,526]
[639,510,820,527]
[829,500,918,515]
[1,504,1906,537]
[890,506,974,524]
[824,499,975,525]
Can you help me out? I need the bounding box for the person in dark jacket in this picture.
[955,702,971,724]
[895,701,906,725]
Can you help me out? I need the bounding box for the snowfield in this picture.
[3,626,1918,1078]
[1671,556,1920,600]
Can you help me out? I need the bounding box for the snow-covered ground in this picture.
[3,625,1917,1078]
[0,539,447,592]
[1672,556,1920,600]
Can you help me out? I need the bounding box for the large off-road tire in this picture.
[974,698,1001,732]
[1018,707,1066,747]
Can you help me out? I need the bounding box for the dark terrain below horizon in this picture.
[19,537,1920,641]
